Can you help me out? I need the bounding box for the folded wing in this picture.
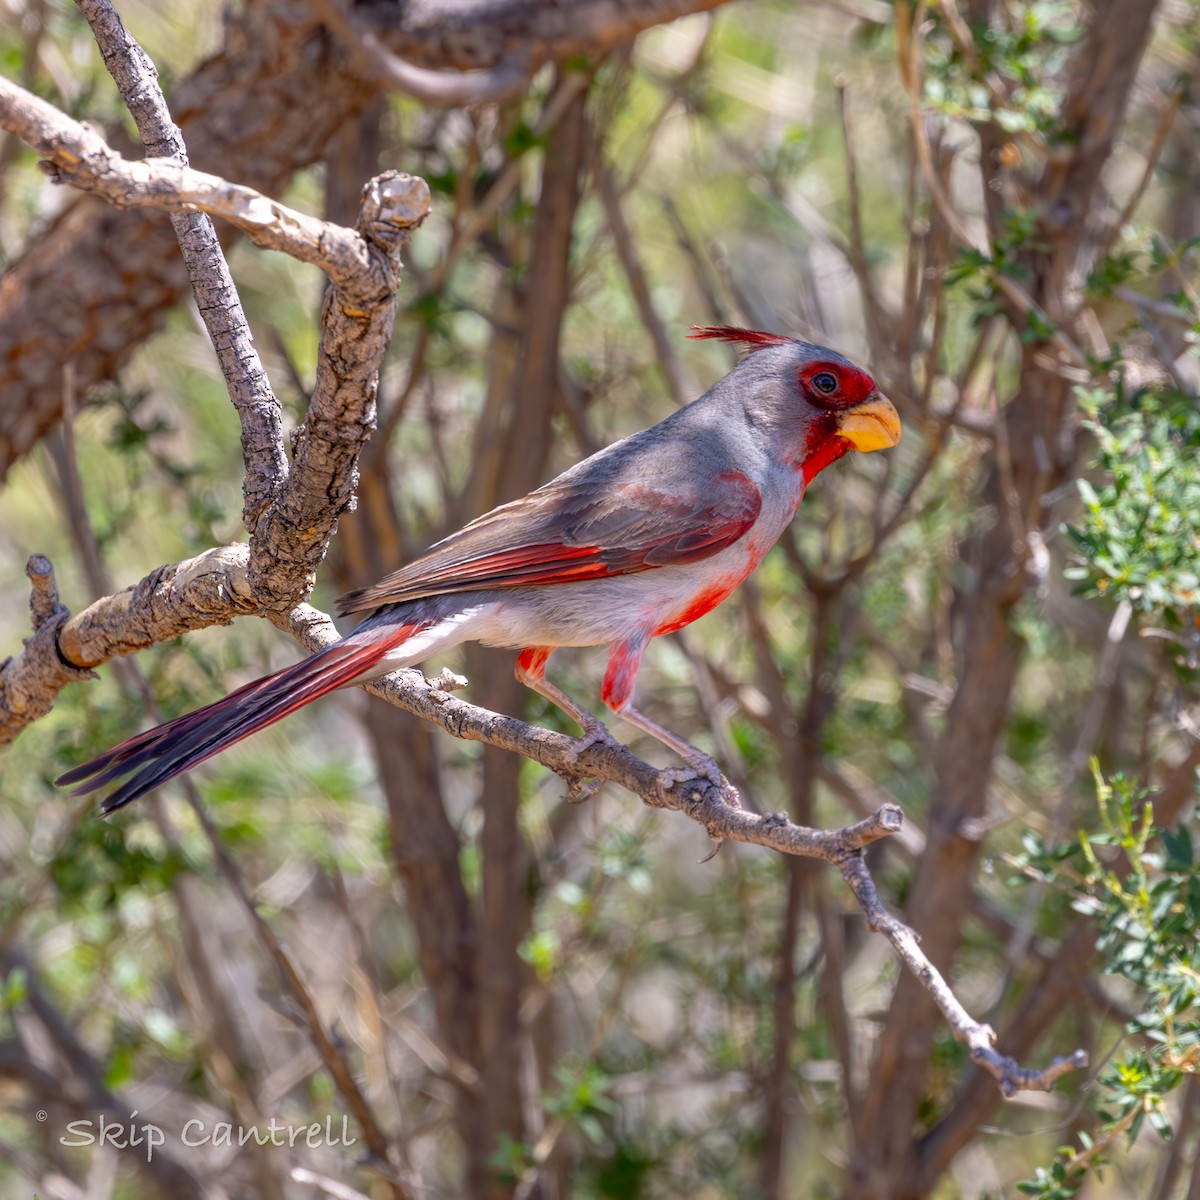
[338,470,763,614]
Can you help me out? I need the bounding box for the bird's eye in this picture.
[812,372,839,395]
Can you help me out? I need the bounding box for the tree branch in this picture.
[0,77,425,288]
[360,0,734,72]
[315,0,535,106]
[0,0,372,482]
[244,168,430,608]
[0,556,98,747]
[0,0,734,482]
[75,0,288,533]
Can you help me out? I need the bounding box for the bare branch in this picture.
[1088,84,1184,274]
[186,793,412,1198]
[76,0,288,532]
[0,0,738,482]
[245,169,431,608]
[0,954,213,1198]
[838,852,1088,1096]
[0,557,97,747]
[365,0,734,72]
[597,159,690,407]
[0,0,375,482]
[895,0,1088,370]
[0,21,434,614]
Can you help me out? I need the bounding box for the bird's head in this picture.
[690,325,901,484]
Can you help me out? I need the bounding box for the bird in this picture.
[57,326,901,814]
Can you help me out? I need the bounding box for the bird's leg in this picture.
[601,635,738,806]
[614,702,738,804]
[515,647,614,759]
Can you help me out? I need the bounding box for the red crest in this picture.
[688,325,792,352]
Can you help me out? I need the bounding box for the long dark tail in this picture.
[56,626,421,815]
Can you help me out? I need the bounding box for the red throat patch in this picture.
[800,435,854,485]
[688,325,792,352]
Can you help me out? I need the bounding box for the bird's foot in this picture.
[565,716,618,763]
[653,754,740,861]
[564,775,605,804]
[653,754,740,808]
[558,718,616,804]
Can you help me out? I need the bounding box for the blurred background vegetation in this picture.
[0,0,1198,1197]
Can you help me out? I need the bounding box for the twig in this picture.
[1117,288,1197,328]
[291,1168,375,1200]
[0,955,215,1198]
[50,358,310,1200]
[187,796,412,1196]
[0,556,97,745]
[244,168,430,608]
[1,3,1092,1104]
[420,70,589,297]
[0,12,435,616]
[2,543,1090,1098]
[834,78,886,356]
[1,72,433,603]
[74,0,288,532]
[837,853,1088,1095]
[1090,86,1184,271]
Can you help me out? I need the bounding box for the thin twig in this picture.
[837,852,1088,1095]
[597,159,690,406]
[835,78,886,355]
[1089,87,1184,272]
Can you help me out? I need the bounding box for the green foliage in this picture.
[0,965,28,1012]
[943,211,1056,338]
[925,0,1078,134]
[519,927,562,980]
[50,816,188,909]
[1065,385,1200,632]
[1014,762,1200,1197]
[545,1063,617,1145]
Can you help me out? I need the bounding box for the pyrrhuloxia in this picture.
[58,326,900,813]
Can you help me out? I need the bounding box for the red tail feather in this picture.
[57,625,424,814]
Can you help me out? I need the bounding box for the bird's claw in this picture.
[556,719,615,804]
[652,757,739,808]
[651,758,737,862]
[565,719,618,763]
[565,775,605,804]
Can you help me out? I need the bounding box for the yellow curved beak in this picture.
[837,394,901,453]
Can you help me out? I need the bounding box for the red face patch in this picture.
[797,361,877,410]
